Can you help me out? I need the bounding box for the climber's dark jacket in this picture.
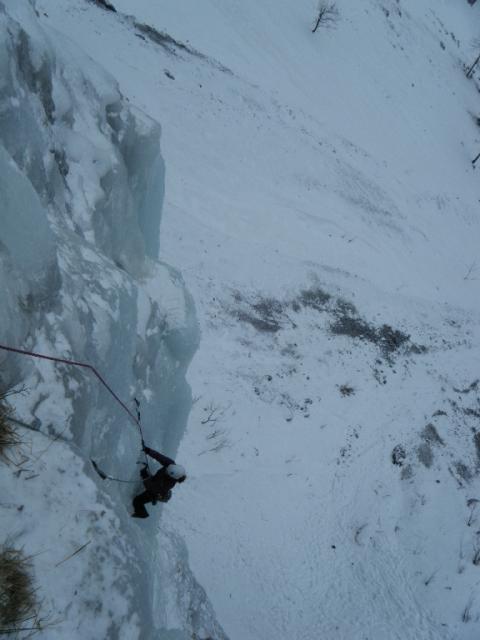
[142,446,177,497]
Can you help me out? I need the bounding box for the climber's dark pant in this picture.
[132,490,156,518]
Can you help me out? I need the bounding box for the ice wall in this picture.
[0,2,223,638]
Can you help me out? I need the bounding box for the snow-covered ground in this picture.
[2,0,480,637]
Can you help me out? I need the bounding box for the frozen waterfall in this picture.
[0,1,225,638]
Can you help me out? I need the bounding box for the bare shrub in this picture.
[456,461,473,483]
[421,423,445,447]
[330,312,414,360]
[462,596,473,623]
[463,262,478,281]
[377,324,410,356]
[0,545,37,633]
[417,443,434,468]
[467,498,480,527]
[473,546,480,566]
[339,384,355,397]
[0,395,20,464]
[330,315,377,343]
[312,2,340,33]
[87,0,116,12]
[391,444,406,467]
[233,295,284,333]
[466,38,480,79]
[201,402,226,426]
[297,287,331,311]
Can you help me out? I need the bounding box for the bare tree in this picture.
[463,262,478,280]
[312,2,339,34]
[466,38,480,78]
[200,401,225,426]
[466,52,480,78]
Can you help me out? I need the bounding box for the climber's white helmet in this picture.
[166,464,186,481]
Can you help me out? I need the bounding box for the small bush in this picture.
[391,445,406,466]
[421,423,445,447]
[0,398,20,463]
[377,324,410,356]
[455,461,473,483]
[233,295,285,333]
[339,384,355,397]
[0,545,37,632]
[234,309,282,333]
[330,315,377,343]
[312,2,340,33]
[417,443,434,468]
[297,287,331,311]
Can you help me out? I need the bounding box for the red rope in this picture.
[0,343,140,428]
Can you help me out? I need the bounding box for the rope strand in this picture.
[0,343,145,439]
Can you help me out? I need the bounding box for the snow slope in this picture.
[5,0,480,638]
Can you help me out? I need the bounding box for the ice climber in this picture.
[131,445,187,518]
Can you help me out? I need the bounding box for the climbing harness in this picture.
[0,343,150,471]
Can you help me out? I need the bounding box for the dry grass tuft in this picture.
[0,395,21,463]
[0,545,37,632]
